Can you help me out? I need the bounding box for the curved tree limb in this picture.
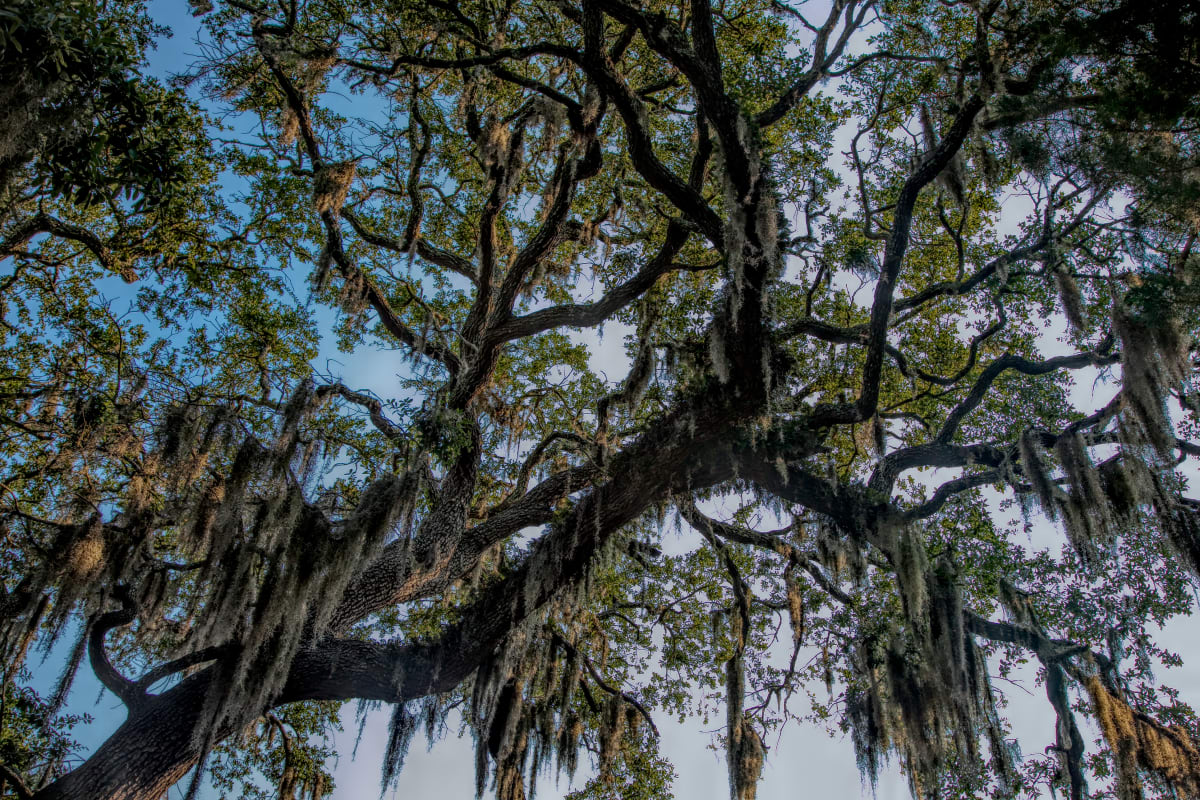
[88,586,145,710]
[134,645,232,695]
[934,349,1118,445]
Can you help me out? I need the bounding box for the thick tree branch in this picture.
[571,6,725,245]
[487,221,692,344]
[1,213,120,273]
[492,152,587,320]
[340,207,478,285]
[934,349,1118,445]
[323,221,463,370]
[88,586,144,710]
[904,469,1003,519]
[317,383,406,439]
[254,29,463,373]
[678,500,855,606]
[134,646,232,694]
[756,0,875,127]
[964,613,1094,664]
[851,93,988,423]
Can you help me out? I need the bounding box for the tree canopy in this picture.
[2,0,1200,798]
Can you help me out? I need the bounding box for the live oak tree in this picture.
[2,0,1200,798]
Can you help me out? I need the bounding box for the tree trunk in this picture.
[32,676,211,800]
[31,637,427,800]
